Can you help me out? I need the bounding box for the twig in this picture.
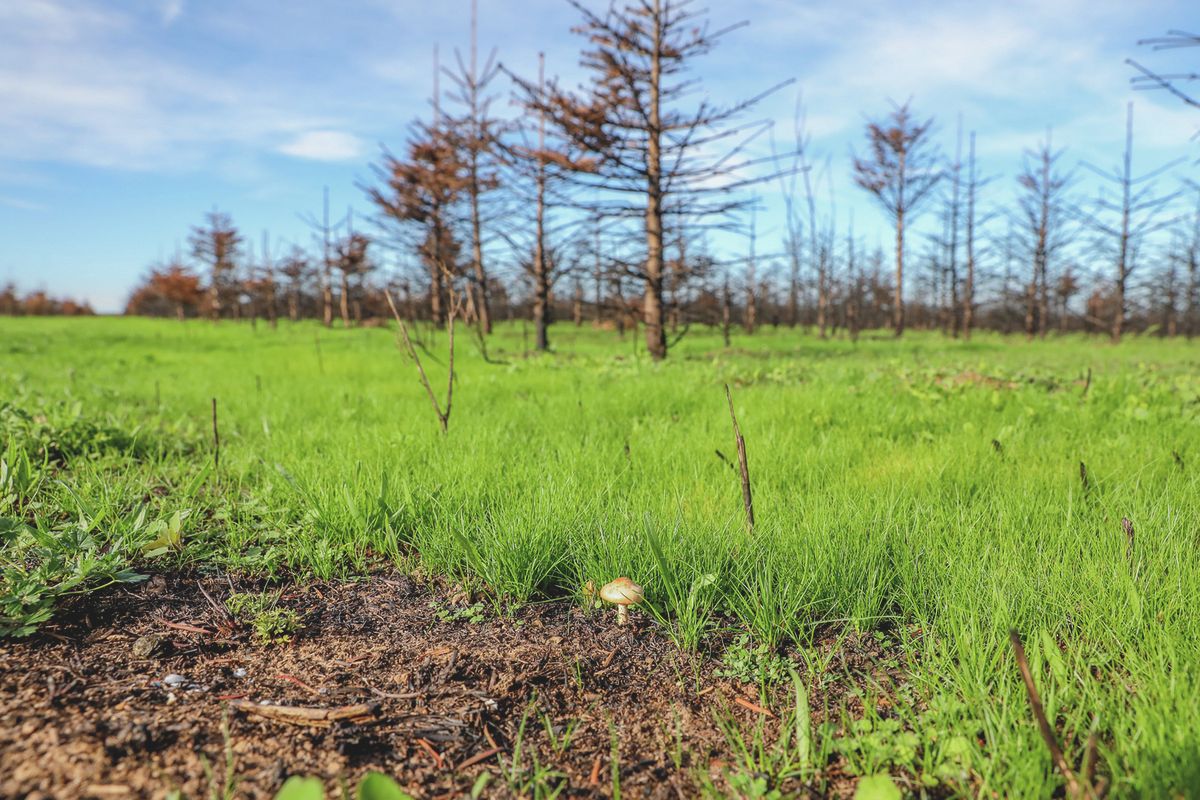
[1082,367,1092,397]
[274,673,322,696]
[416,737,444,768]
[456,746,501,771]
[229,700,378,728]
[734,696,773,717]
[724,384,755,532]
[196,581,236,634]
[211,397,220,471]
[156,618,214,636]
[385,289,454,433]
[1009,630,1087,799]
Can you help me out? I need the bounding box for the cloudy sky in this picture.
[0,0,1196,311]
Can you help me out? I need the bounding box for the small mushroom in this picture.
[599,577,644,625]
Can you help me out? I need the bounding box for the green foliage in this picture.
[3,318,1200,796]
[852,775,902,800]
[0,516,146,637]
[431,600,487,625]
[704,670,821,798]
[716,633,794,686]
[273,777,324,800]
[226,591,301,644]
[271,773,414,800]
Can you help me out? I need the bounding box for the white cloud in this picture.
[278,130,366,162]
[160,0,184,26]
[0,195,47,212]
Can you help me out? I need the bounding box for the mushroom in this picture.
[599,577,644,625]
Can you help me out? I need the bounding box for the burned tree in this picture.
[506,53,595,351]
[278,247,312,322]
[1015,132,1074,339]
[1129,31,1200,111]
[1080,103,1182,343]
[962,132,983,339]
[853,102,942,337]
[365,125,469,326]
[189,209,242,321]
[335,224,372,328]
[514,0,789,360]
[443,0,504,335]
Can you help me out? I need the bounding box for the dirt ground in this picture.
[0,574,909,799]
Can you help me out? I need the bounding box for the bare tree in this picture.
[189,209,242,322]
[278,247,311,322]
[1080,103,1183,343]
[1186,190,1200,338]
[1129,31,1200,111]
[962,132,982,339]
[514,0,789,360]
[444,0,503,335]
[1016,132,1074,339]
[365,124,468,326]
[853,102,942,337]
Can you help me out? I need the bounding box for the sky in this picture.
[0,0,1197,312]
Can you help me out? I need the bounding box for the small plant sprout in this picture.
[599,577,644,625]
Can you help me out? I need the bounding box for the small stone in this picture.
[162,674,187,687]
[131,635,164,659]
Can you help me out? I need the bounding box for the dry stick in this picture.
[1082,367,1092,397]
[211,397,220,471]
[229,699,377,728]
[724,384,755,532]
[1010,630,1088,799]
[384,289,452,433]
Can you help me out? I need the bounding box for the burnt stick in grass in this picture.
[385,286,457,434]
[211,397,220,471]
[1080,461,1090,494]
[724,383,755,532]
[1009,630,1088,799]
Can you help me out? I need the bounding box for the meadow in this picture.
[2,316,1199,798]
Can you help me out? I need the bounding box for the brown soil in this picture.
[0,575,910,799]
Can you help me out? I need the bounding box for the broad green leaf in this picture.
[356,772,414,800]
[274,776,324,800]
[853,774,902,800]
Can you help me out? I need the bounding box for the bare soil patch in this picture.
[0,575,909,799]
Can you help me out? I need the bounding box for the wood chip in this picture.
[455,746,501,770]
[734,696,774,717]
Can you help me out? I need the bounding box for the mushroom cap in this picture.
[599,577,644,606]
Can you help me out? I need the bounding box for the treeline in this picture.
[0,283,94,317]
[124,6,1200,353]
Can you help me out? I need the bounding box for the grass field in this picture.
[3,316,1199,797]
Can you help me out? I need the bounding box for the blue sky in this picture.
[0,0,1196,311]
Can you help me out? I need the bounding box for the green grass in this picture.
[2,316,1199,797]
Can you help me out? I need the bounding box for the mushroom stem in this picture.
[616,605,628,625]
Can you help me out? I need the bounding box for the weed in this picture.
[716,633,795,688]
[226,591,301,644]
[431,600,487,625]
